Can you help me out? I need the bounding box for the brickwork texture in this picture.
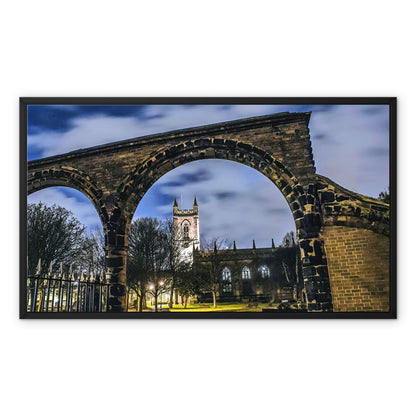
[323,226,390,312]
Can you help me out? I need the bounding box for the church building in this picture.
[173,198,304,304]
[173,196,200,263]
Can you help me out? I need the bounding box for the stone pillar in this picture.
[299,236,333,312]
[105,245,128,312]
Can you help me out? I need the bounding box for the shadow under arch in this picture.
[27,166,108,229]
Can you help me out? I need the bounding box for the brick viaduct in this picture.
[27,112,391,312]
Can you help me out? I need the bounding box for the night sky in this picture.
[27,104,390,248]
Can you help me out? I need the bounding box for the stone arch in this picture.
[27,166,108,228]
[27,166,128,312]
[120,138,314,235]
[120,138,332,311]
[316,175,390,236]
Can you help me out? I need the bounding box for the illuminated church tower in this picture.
[173,196,200,263]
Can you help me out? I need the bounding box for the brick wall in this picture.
[323,226,390,312]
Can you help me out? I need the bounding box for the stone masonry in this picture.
[27,111,391,313]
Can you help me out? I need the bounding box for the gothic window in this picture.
[259,265,270,278]
[222,267,232,293]
[183,222,189,239]
[242,266,251,280]
[222,267,231,281]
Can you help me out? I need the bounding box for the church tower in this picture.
[173,196,200,263]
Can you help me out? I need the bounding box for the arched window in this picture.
[242,266,251,280]
[183,222,189,239]
[222,267,232,293]
[222,267,231,281]
[259,265,270,278]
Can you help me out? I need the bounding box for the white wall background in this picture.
[0,1,413,415]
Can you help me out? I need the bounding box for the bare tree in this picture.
[78,226,106,275]
[162,218,193,308]
[126,249,147,311]
[378,187,390,204]
[27,202,85,275]
[281,231,296,247]
[147,277,170,311]
[174,267,198,308]
[200,236,231,251]
[194,237,230,308]
[127,217,173,312]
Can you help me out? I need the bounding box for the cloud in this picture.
[360,106,385,115]
[27,187,102,230]
[177,168,212,184]
[215,191,237,200]
[28,104,390,199]
[134,159,295,248]
[27,104,390,245]
[28,104,146,135]
[28,104,295,159]
[362,147,389,157]
[309,105,389,198]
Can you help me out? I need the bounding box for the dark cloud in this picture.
[28,104,389,244]
[178,169,212,184]
[361,106,385,115]
[28,106,76,135]
[283,104,312,113]
[195,195,209,204]
[27,145,44,161]
[75,105,145,117]
[160,180,183,187]
[267,207,290,215]
[215,191,238,200]
[311,105,336,113]
[28,105,148,135]
[363,147,389,157]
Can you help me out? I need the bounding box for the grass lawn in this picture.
[169,303,272,312]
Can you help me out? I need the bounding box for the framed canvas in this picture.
[20,97,396,319]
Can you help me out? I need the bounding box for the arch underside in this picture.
[25,140,337,312]
[120,138,332,311]
[25,117,390,313]
[27,166,108,229]
[120,138,318,237]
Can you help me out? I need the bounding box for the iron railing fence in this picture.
[27,273,110,312]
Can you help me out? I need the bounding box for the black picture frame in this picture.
[20,97,397,319]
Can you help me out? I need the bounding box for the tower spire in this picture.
[173,197,178,207]
[193,195,198,206]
